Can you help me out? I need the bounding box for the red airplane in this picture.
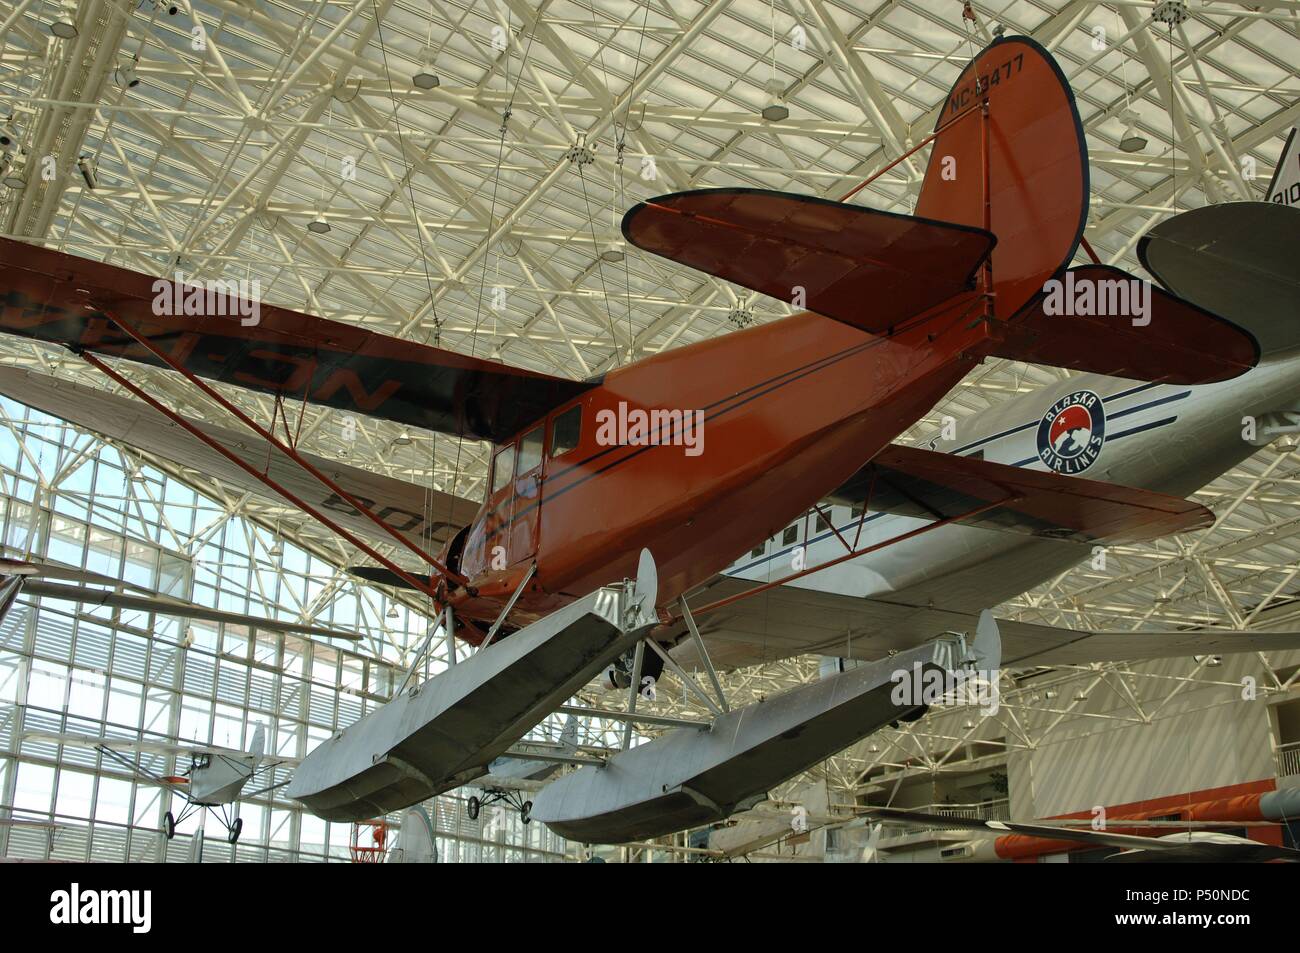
[0,36,1260,650]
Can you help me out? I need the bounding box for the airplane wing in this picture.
[22,729,302,767]
[866,807,1300,862]
[0,237,595,443]
[0,365,480,548]
[829,443,1212,545]
[474,774,549,793]
[0,555,155,592]
[12,574,364,642]
[672,573,1300,671]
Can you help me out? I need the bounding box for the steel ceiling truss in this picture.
[0,1,1298,834]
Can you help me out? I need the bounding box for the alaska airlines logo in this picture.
[1037,390,1105,474]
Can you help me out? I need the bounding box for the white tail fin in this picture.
[250,723,266,761]
[559,714,580,752]
[973,610,1001,675]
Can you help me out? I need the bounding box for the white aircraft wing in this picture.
[474,774,549,793]
[22,729,301,766]
[673,574,1300,671]
[1,556,154,593]
[0,365,480,550]
[17,577,363,641]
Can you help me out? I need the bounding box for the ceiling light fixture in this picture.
[1118,110,1147,153]
[49,1,77,39]
[412,50,440,90]
[115,58,141,90]
[761,79,789,122]
[77,154,97,190]
[307,201,331,234]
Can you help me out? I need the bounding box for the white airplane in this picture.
[467,714,582,824]
[23,723,299,843]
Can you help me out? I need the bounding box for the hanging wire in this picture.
[371,0,454,614]
[617,1,653,363]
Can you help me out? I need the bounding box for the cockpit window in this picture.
[551,404,582,458]
[517,425,544,475]
[491,445,514,494]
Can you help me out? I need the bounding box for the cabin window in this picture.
[491,445,514,494]
[782,525,799,546]
[815,510,831,533]
[749,543,765,558]
[551,404,581,458]
[517,425,544,475]
[850,504,865,520]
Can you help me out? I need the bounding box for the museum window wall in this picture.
[0,396,568,862]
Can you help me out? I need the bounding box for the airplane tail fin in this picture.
[972,610,1002,676]
[559,714,580,752]
[623,36,1257,386]
[250,723,266,761]
[914,36,1088,325]
[915,36,1257,384]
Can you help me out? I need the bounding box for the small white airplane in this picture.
[466,715,582,824]
[23,723,299,843]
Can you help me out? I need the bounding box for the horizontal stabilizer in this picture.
[1138,202,1300,358]
[989,264,1258,384]
[829,443,1211,545]
[0,238,595,442]
[622,188,995,333]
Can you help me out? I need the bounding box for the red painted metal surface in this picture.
[993,779,1281,860]
[0,236,593,443]
[993,264,1261,385]
[0,36,1256,642]
[915,36,1089,321]
[622,188,996,334]
[866,443,1215,542]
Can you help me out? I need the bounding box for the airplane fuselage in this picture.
[718,349,1300,661]
[447,300,992,632]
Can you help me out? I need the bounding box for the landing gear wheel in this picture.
[228,817,243,844]
[163,811,176,839]
[467,796,480,820]
[521,801,533,824]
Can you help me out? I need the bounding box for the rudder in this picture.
[915,35,1089,321]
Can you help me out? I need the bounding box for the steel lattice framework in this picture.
[0,1,1298,852]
